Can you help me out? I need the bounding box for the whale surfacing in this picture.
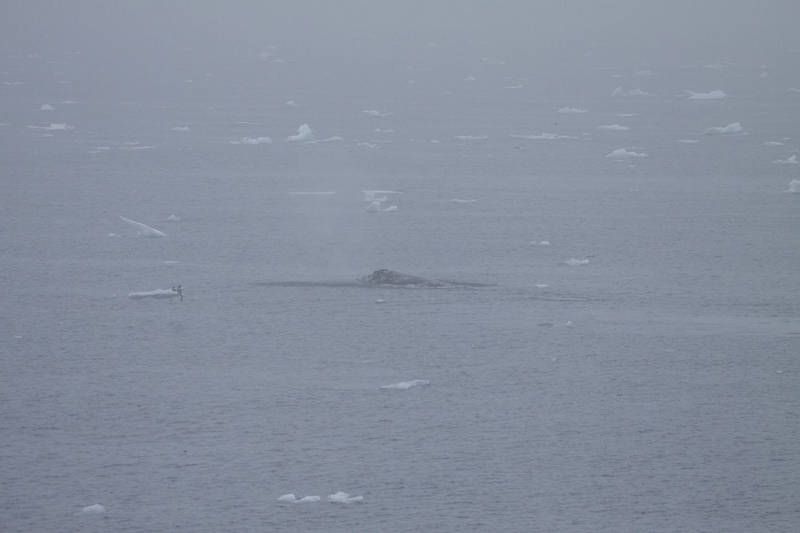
[359,269,446,288]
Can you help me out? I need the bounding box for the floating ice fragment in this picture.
[297,495,320,503]
[787,179,800,193]
[357,142,379,149]
[704,122,743,135]
[28,122,73,131]
[328,492,363,504]
[773,154,798,165]
[287,123,313,142]
[171,125,190,132]
[558,106,587,114]
[788,88,800,94]
[764,141,784,146]
[532,240,550,246]
[606,148,647,159]
[597,124,629,131]
[278,494,297,503]
[285,99,298,106]
[40,103,54,111]
[687,89,726,100]
[362,109,392,117]
[612,87,650,97]
[454,135,488,140]
[166,214,181,222]
[451,198,477,204]
[381,379,430,390]
[81,504,105,514]
[676,139,700,144]
[119,216,167,237]
[128,288,181,300]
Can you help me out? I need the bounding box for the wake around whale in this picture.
[255,269,491,289]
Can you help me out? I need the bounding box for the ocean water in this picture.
[1,49,799,533]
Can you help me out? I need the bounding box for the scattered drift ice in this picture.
[511,133,576,140]
[230,136,272,145]
[81,504,105,514]
[565,258,590,266]
[704,122,743,135]
[287,123,313,142]
[40,103,54,111]
[612,87,650,97]
[558,106,587,114]
[128,288,182,300]
[787,179,800,193]
[119,216,166,237]
[597,124,630,131]
[277,494,320,503]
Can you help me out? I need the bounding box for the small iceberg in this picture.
[511,132,577,140]
[328,491,363,504]
[81,504,105,514]
[166,214,181,222]
[787,179,800,193]
[128,286,183,300]
[611,87,650,97]
[287,123,313,142]
[119,215,166,237]
[558,106,587,114]
[704,122,743,135]
[40,103,54,111]
[285,99,298,107]
[28,122,74,131]
[606,148,647,159]
[380,379,430,390]
[773,154,798,165]
[687,89,726,100]
[171,125,190,132]
[454,135,488,141]
[362,109,392,117]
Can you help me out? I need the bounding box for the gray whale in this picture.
[255,269,492,289]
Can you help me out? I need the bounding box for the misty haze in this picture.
[1,1,799,531]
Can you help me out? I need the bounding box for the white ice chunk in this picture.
[171,125,190,131]
[128,288,181,300]
[40,103,54,111]
[565,258,590,266]
[277,494,297,503]
[119,216,167,237]
[511,133,576,140]
[787,179,800,193]
[230,136,272,145]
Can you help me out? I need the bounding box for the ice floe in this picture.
[357,141,379,149]
[171,125,190,132]
[677,139,700,144]
[230,136,272,145]
[380,379,430,390]
[511,133,576,140]
[81,504,105,514]
[40,103,54,111]
[532,240,551,246]
[687,89,726,100]
[606,147,647,159]
[166,214,181,222]
[704,122,743,135]
[119,215,167,237]
[451,198,477,204]
[328,492,364,504]
[364,190,400,212]
[597,124,629,131]
[773,154,798,165]
[287,123,313,142]
[787,179,800,193]
[788,88,800,94]
[454,135,488,141]
[285,99,298,107]
[558,106,587,114]
[764,141,784,146]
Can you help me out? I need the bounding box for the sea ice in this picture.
[704,122,743,135]
[773,154,798,165]
[285,99,298,106]
[166,214,181,222]
[612,87,650,97]
[380,379,430,390]
[363,109,392,117]
[278,493,319,503]
[328,492,364,504]
[787,179,800,193]
[171,125,190,132]
[606,148,647,159]
[119,216,167,237]
[287,123,313,142]
[687,89,726,100]
[28,123,73,131]
[454,135,488,140]
[40,103,54,111]
[764,141,784,146]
